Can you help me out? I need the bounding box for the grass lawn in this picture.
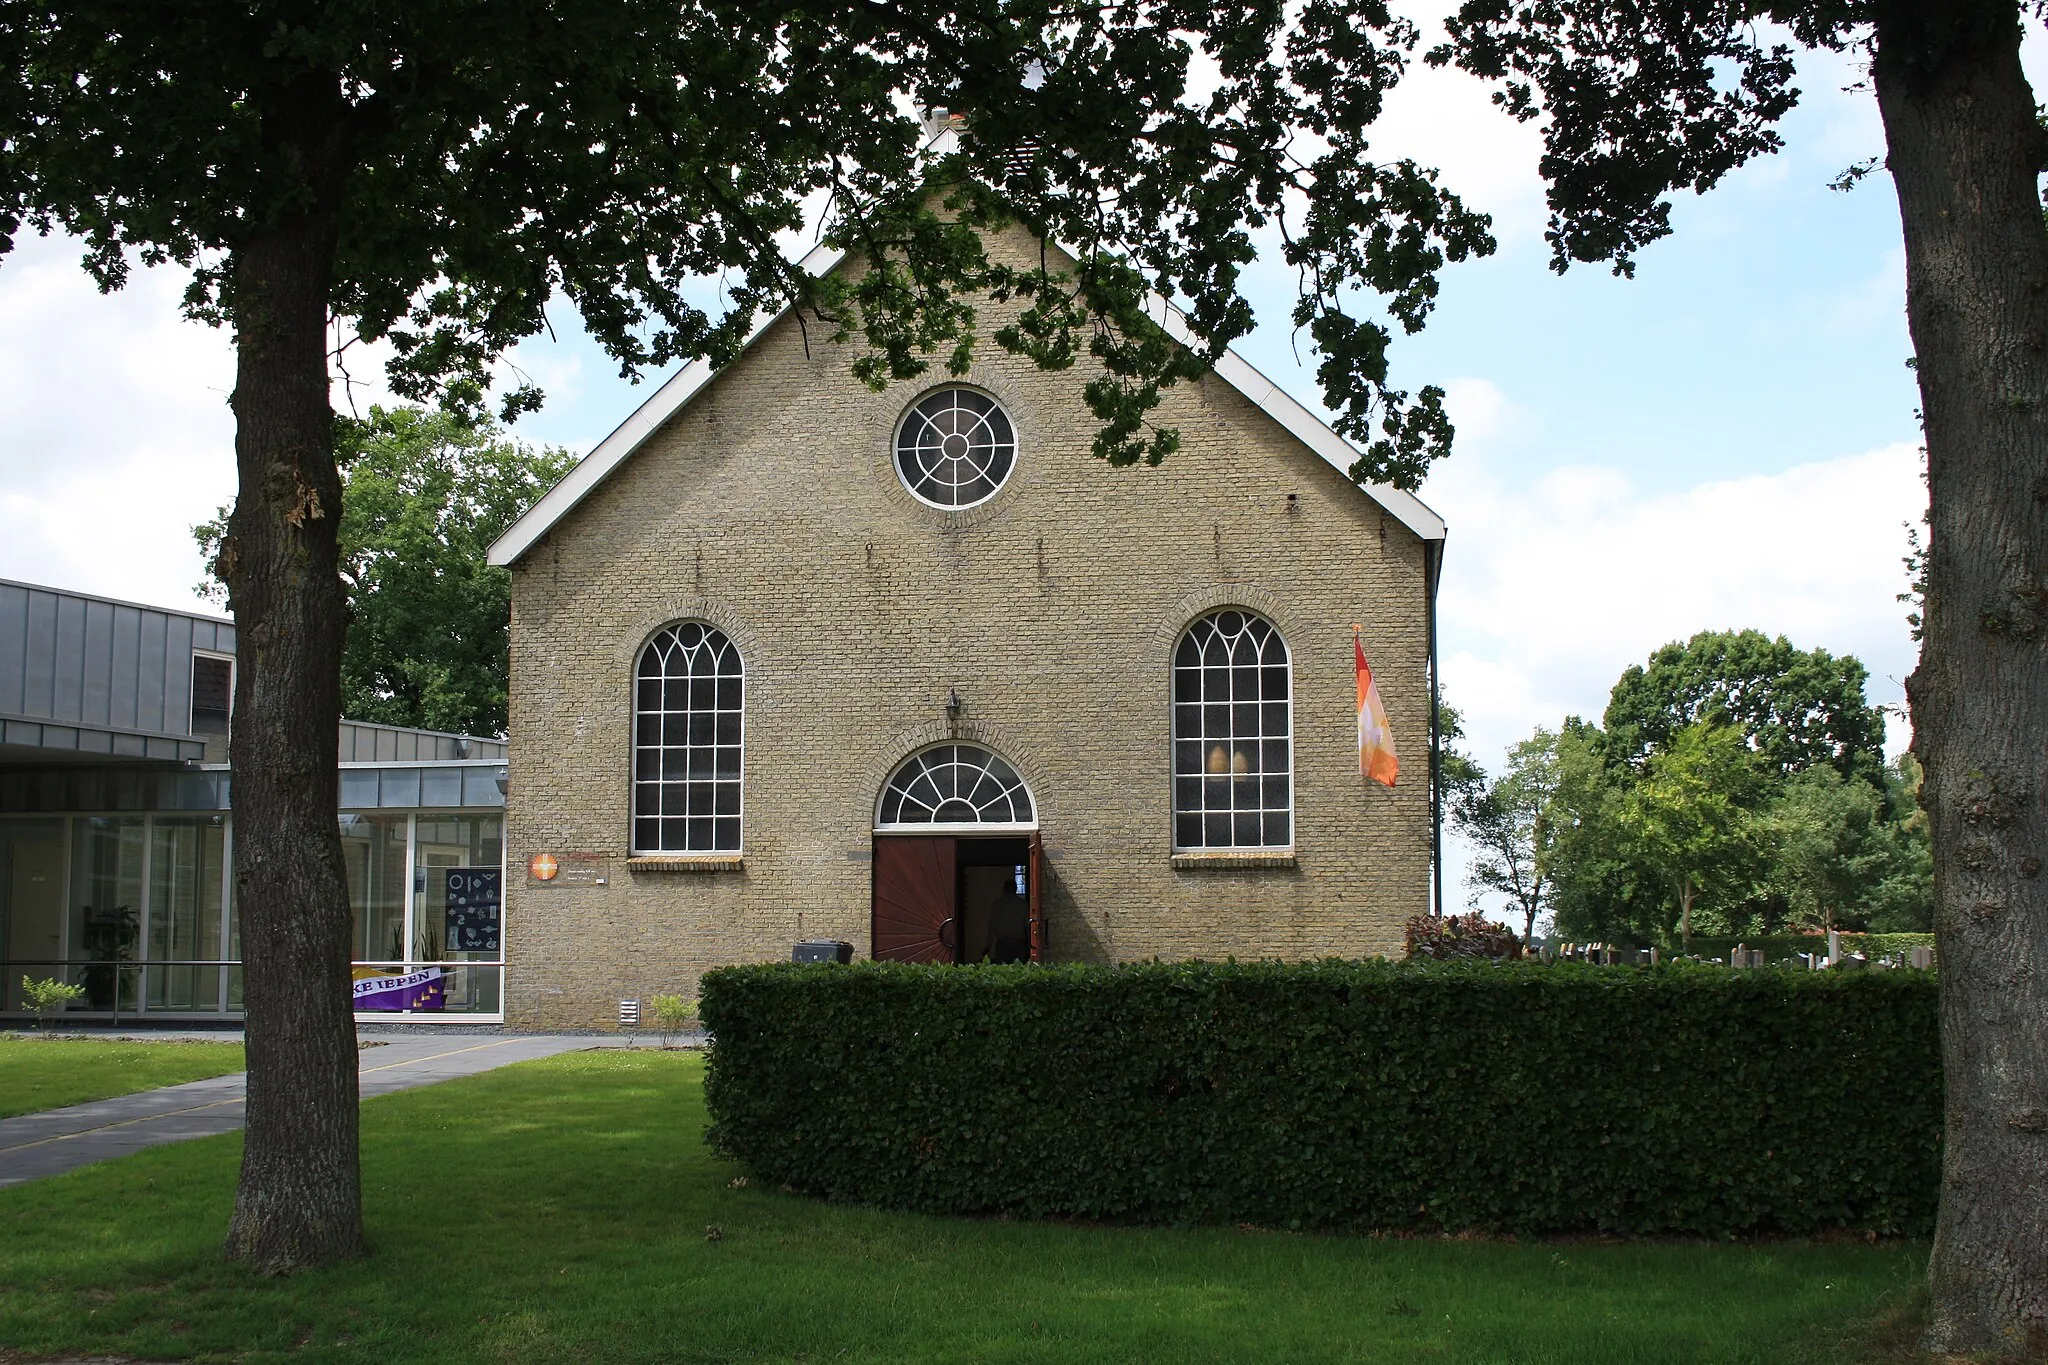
[0,1051,1926,1364]
[0,1033,245,1119]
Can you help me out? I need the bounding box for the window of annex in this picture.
[1172,609,1293,849]
[876,744,1036,830]
[893,388,1017,510]
[633,622,743,854]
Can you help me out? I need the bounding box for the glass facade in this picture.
[71,817,144,1012]
[0,820,65,1013]
[0,806,504,1021]
[343,814,410,964]
[147,815,227,1011]
[347,812,505,1016]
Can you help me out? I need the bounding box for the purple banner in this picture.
[352,967,445,1012]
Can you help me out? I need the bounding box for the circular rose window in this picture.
[894,388,1017,509]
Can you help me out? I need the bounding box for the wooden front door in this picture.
[1028,831,1045,962]
[872,836,958,963]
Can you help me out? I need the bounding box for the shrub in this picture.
[651,993,695,1049]
[700,959,1940,1238]
[1406,913,1522,960]
[19,975,85,1029]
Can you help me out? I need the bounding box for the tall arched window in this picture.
[1172,610,1292,849]
[634,622,743,853]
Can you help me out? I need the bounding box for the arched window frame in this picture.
[632,621,745,855]
[1171,609,1295,850]
[874,742,1038,832]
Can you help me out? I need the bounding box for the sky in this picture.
[0,20,1940,917]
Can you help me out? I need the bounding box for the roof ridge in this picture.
[487,228,1445,568]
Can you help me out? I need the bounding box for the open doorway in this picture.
[870,742,1043,964]
[871,833,1044,964]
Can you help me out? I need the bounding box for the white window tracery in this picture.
[877,744,1036,829]
[633,622,743,853]
[894,388,1017,509]
[1172,610,1293,849]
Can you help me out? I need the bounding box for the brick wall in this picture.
[504,230,1435,1028]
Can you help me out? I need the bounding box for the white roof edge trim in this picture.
[489,222,1446,565]
[488,239,845,567]
[1139,294,1444,543]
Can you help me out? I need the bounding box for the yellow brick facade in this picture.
[503,233,1436,1028]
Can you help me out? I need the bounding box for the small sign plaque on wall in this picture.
[444,867,502,952]
[525,850,610,887]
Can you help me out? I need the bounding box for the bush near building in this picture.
[1404,913,1523,960]
[701,959,1940,1239]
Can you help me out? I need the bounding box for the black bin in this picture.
[792,939,854,964]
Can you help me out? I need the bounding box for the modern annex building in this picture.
[488,226,1449,1029]
[0,578,510,1023]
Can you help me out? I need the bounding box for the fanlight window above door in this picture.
[877,744,1036,829]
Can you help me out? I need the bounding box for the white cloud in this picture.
[0,235,612,611]
[0,235,236,611]
[1423,377,1925,916]
[1371,12,1550,244]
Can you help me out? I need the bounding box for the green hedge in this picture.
[700,960,1941,1238]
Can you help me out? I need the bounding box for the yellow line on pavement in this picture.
[0,1039,542,1162]
[358,1036,529,1076]
[0,1094,245,1156]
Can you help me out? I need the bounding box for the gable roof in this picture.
[487,242,1447,569]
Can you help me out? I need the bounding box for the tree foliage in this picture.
[1462,637,1932,945]
[1612,722,1767,948]
[0,0,1496,478]
[197,407,572,738]
[1448,726,1559,941]
[1602,629,1887,785]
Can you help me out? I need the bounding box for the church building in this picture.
[488,228,1446,1030]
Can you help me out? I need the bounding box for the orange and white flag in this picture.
[1355,633,1398,788]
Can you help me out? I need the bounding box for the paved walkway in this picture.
[0,1034,631,1189]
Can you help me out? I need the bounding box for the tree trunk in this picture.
[1679,879,1693,951]
[219,200,363,1271]
[1876,2,2048,1353]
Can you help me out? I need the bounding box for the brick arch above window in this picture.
[614,595,761,674]
[876,742,1037,830]
[1153,582,1299,657]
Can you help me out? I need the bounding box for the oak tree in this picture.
[1614,722,1768,949]
[196,407,575,738]
[1,0,1491,1271]
[1602,629,1887,786]
[1435,0,2048,1349]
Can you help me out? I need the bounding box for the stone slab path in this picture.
[0,1034,627,1189]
